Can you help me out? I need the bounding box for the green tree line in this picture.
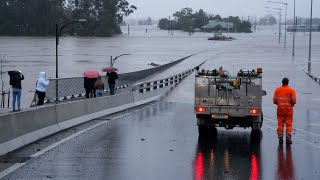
[0,0,136,36]
[158,8,252,33]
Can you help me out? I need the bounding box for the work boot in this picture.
[286,133,292,145]
[286,139,292,144]
[278,134,283,144]
[279,139,284,144]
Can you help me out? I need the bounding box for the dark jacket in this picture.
[8,71,24,89]
[84,77,97,90]
[107,72,118,84]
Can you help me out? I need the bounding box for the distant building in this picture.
[287,25,320,32]
[202,20,234,32]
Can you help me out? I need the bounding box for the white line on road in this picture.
[264,116,320,138]
[0,163,26,179]
[264,124,320,149]
[0,103,158,179]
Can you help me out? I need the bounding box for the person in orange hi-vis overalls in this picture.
[273,78,296,144]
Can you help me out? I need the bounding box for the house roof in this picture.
[202,20,234,29]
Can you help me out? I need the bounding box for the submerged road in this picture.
[1,32,320,179]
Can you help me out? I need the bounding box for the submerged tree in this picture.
[0,0,137,36]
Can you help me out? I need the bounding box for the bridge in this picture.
[1,33,320,180]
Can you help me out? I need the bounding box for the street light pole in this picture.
[292,0,296,56]
[267,1,288,47]
[55,19,86,101]
[308,0,313,74]
[266,8,282,44]
[284,3,287,48]
[110,54,132,67]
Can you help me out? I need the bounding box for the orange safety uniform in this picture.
[273,85,296,138]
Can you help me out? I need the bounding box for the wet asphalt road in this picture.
[2,101,320,180]
[1,28,320,179]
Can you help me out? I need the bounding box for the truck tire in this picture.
[198,126,207,136]
[251,113,263,131]
[198,126,217,137]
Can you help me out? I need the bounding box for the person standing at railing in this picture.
[8,70,24,111]
[94,77,105,97]
[35,72,49,106]
[107,72,118,95]
[84,77,97,98]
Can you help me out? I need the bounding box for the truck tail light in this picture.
[249,108,260,115]
[196,106,206,112]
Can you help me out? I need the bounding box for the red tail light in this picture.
[249,108,260,115]
[196,106,206,112]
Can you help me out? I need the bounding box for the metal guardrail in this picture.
[306,73,320,84]
[300,66,320,85]
[44,55,193,102]
[131,62,205,93]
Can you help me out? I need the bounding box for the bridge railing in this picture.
[131,62,205,93]
[44,55,192,102]
[300,67,320,85]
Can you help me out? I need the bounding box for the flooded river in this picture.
[0,25,319,108]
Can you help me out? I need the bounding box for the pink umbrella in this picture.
[83,70,100,78]
[102,67,118,72]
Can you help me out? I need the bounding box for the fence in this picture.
[45,55,193,102]
[300,66,320,85]
[132,61,205,93]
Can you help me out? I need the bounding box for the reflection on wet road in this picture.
[194,130,262,180]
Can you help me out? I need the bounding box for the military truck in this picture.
[194,68,266,135]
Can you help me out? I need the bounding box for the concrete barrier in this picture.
[0,106,59,156]
[56,93,136,130]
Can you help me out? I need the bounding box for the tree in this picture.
[213,15,222,21]
[158,8,252,33]
[0,0,137,36]
[158,18,170,29]
[259,15,277,26]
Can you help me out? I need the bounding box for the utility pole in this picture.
[308,0,313,74]
[168,16,170,34]
[128,24,130,35]
[279,12,281,44]
[284,4,287,48]
[292,0,296,56]
[228,17,230,33]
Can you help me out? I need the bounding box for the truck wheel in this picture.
[198,126,206,136]
[198,126,217,137]
[251,129,262,143]
[251,113,263,131]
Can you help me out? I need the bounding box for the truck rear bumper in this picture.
[196,114,262,129]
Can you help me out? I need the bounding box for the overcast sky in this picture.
[127,0,320,20]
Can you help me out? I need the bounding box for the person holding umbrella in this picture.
[83,70,100,98]
[8,70,24,111]
[102,67,118,95]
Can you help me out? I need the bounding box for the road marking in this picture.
[30,120,109,158]
[0,103,158,179]
[0,163,26,179]
[264,124,320,149]
[264,116,320,138]
[310,111,320,116]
